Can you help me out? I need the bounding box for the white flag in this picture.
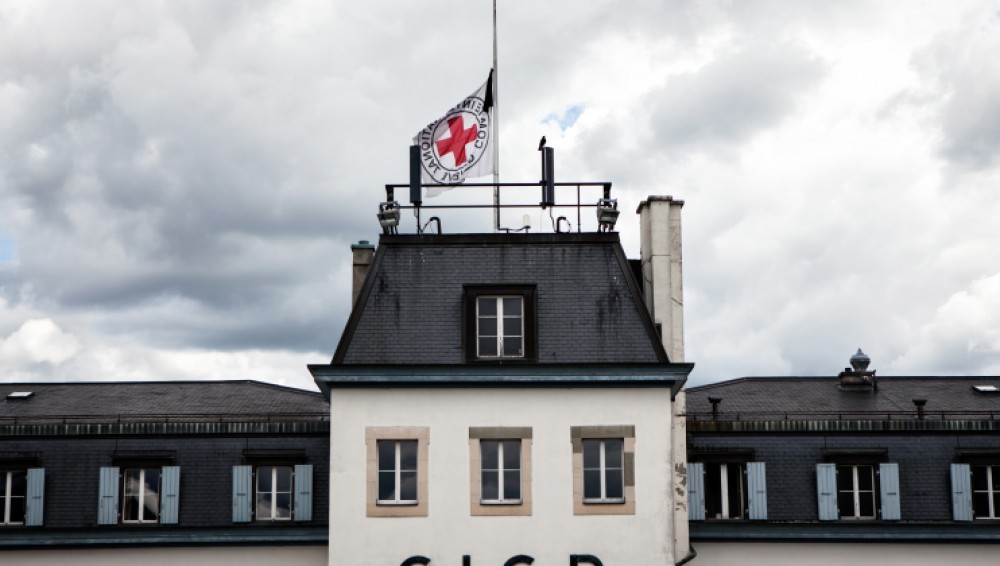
[413,70,495,196]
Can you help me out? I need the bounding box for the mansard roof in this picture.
[329,232,669,366]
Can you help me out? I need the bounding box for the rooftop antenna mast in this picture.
[492,0,500,232]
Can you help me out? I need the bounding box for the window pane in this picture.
[256,493,272,518]
[0,473,6,496]
[836,466,853,491]
[992,466,1000,489]
[481,470,499,500]
[857,466,873,491]
[837,492,855,517]
[275,467,292,492]
[400,440,418,471]
[275,493,292,518]
[502,298,522,316]
[727,464,744,518]
[604,439,623,469]
[993,493,1000,518]
[704,463,722,518]
[400,471,418,501]
[123,494,140,521]
[972,466,989,490]
[605,469,624,499]
[502,337,522,357]
[503,470,520,500]
[477,298,496,316]
[9,471,26,496]
[378,471,396,501]
[258,466,274,492]
[481,440,499,470]
[582,440,601,469]
[584,469,602,499]
[124,469,142,496]
[377,441,396,472]
[478,337,498,357]
[9,497,25,523]
[973,492,990,517]
[859,491,875,517]
[478,316,497,336]
[502,440,521,470]
[144,492,159,521]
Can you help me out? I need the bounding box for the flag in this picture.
[413,70,495,196]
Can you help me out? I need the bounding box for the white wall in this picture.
[329,387,675,565]
[695,542,1000,566]
[0,546,326,565]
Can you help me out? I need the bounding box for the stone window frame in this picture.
[366,426,429,517]
[571,425,635,516]
[469,427,533,516]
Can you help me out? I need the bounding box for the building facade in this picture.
[0,381,329,565]
[311,196,694,565]
[686,352,1000,565]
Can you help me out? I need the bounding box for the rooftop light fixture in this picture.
[596,198,620,232]
[378,201,401,235]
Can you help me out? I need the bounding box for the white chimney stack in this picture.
[636,196,685,362]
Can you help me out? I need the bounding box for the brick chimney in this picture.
[351,240,375,306]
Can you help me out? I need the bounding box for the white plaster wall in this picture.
[329,387,675,566]
[695,542,1000,566]
[0,546,326,565]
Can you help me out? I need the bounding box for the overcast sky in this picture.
[2,1,1000,390]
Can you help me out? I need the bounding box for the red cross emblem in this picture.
[435,115,479,166]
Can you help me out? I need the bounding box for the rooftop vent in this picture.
[973,385,1000,393]
[839,348,876,391]
[6,391,34,401]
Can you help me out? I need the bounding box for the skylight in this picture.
[972,385,1000,393]
[6,391,34,400]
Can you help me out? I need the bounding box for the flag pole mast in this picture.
[492,0,500,232]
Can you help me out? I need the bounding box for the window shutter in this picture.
[950,463,973,522]
[879,463,900,521]
[232,465,253,523]
[25,468,45,527]
[98,466,120,525]
[816,463,838,521]
[294,464,313,522]
[687,462,705,521]
[747,462,768,521]
[160,466,181,524]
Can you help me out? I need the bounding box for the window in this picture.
[232,463,313,523]
[98,466,179,525]
[122,468,160,523]
[1,470,26,525]
[464,286,536,362]
[469,427,532,516]
[704,463,745,519]
[837,464,876,519]
[256,466,293,521]
[688,460,767,521]
[583,439,624,503]
[816,461,899,521]
[971,465,1000,519]
[571,426,635,516]
[366,427,429,517]
[378,440,418,505]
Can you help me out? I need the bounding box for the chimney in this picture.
[636,196,685,362]
[838,348,877,390]
[351,240,375,306]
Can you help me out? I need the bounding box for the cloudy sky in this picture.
[2,0,1000,390]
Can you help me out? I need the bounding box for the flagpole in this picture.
[492,0,500,232]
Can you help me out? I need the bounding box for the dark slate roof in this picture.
[687,376,1000,419]
[332,233,668,365]
[0,380,328,423]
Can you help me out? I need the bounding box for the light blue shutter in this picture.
[232,465,253,523]
[160,466,180,524]
[25,468,45,527]
[687,463,705,521]
[879,463,900,521]
[951,463,973,522]
[816,463,838,521]
[294,464,313,522]
[747,462,768,520]
[98,466,120,525]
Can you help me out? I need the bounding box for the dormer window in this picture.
[464,285,536,362]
